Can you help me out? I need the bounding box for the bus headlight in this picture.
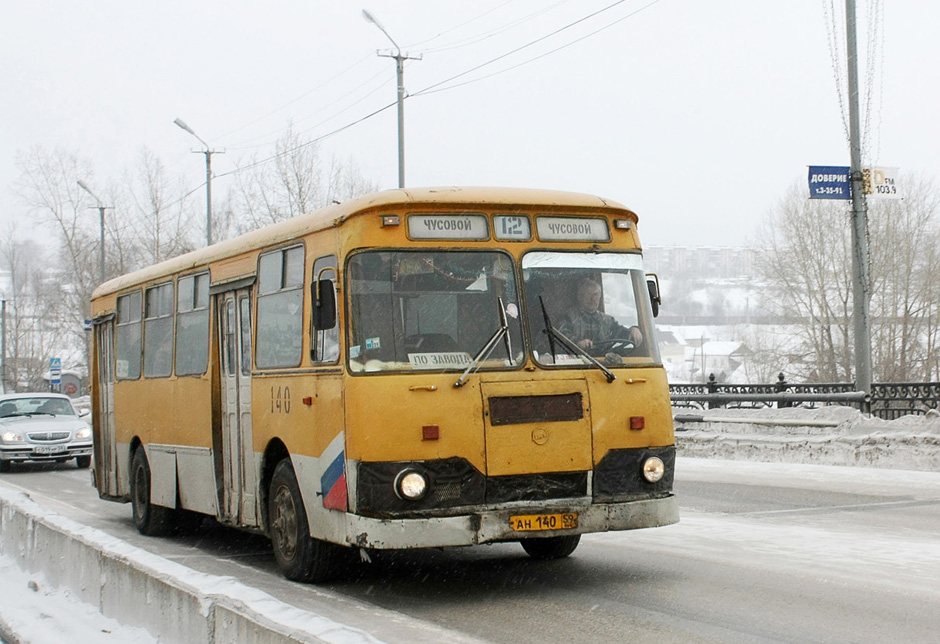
[641,456,665,483]
[395,470,428,501]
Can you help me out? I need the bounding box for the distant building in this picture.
[644,246,760,280]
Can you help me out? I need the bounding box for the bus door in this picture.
[217,288,259,527]
[94,317,120,496]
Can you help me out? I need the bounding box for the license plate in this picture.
[509,512,578,532]
[34,445,67,455]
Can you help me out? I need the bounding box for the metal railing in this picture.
[670,373,940,420]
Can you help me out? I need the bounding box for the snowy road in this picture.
[2,458,939,643]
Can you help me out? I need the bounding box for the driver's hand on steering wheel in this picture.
[577,338,594,350]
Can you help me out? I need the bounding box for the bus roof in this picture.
[91,186,636,299]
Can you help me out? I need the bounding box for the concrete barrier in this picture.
[0,486,391,644]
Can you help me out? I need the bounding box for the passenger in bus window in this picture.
[559,278,642,352]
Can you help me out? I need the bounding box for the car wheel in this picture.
[0,459,10,473]
[268,458,336,582]
[130,447,172,536]
[76,455,91,469]
[520,534,581,560]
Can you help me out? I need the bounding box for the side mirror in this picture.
[313,280,337,330]
[646,274,662,318]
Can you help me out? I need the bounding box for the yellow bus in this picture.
[90,187,677,582]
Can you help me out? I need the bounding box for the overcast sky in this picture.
[3,0,937,248]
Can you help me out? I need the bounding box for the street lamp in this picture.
[76,180,108,284]
[362,9,421,189]
[173,117,223,246]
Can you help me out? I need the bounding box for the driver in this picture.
[558,278,642,352]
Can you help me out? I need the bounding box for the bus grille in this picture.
[28,432,71,442]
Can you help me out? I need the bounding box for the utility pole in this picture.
[77,180,110,284]
[174,118,223,246]
[1,299,6,394]
[845,0,872,395]
[363,10,421,189]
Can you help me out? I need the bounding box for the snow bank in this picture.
[0,487,389,644]
[674,406,940,471]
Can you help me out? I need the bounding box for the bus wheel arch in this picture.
[268,457,336,583]
[130,444,173,536]
[260,439,290,534]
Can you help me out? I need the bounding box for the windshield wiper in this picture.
[454,297,510,388]
[538,297,616,383]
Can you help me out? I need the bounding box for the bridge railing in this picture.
[669,373,940,420]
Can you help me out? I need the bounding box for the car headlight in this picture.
[394,469,428,501]
[641,456,666,483]
[75,427,92,440]
[1,431,24,443]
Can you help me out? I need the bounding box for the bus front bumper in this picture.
[345,495,678,550]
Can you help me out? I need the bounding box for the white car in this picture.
[0,393,93,472]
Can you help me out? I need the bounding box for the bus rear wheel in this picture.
[520,535,581,560]
[130,447,172,536]
[268,459,336,583]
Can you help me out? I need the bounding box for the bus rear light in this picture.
[629,416,645,430]
[641,457,665,483]
[422,425,440,440]
[381,215,400,227]
[395,470,428,500]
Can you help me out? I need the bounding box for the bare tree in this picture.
[0,227,73,391]
[12,146,99,369]
[229,125,380,235]
[120,146,197,268]
[756,176,940,383]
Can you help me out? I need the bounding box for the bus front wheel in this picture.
[268,459,335,583]
[130,447,172,536]
[520,535,581,560]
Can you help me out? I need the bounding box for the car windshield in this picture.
[0,397,76,417]
[347,250,525,373]
[521,251,660,368]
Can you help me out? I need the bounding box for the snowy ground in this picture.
[0,556,158,644]
[1,408,937,643]
[674,405,940,471]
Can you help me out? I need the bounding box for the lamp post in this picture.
[76,180,108,284]
[174,118,223,246]
[362,9,421,189]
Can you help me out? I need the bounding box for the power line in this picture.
[414,0,662,97]
[411,0,641,97]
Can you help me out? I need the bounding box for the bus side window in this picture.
[115,290,142,380]
[144,282,174,378]
[175,272,210,376]
[312,255,339,363]
[256,245,305,369]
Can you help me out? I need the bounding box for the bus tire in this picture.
[268,459,335,583]
[130,447,172,536]
[75,455,91,469]
[520,535,581,560]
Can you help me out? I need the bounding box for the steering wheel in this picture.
[593,338,636,355]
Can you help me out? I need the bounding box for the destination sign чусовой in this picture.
[536,217,610,242]
[408,214,489,240]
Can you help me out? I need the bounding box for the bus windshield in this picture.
[347,250,525,373]
[522,251,659,367]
